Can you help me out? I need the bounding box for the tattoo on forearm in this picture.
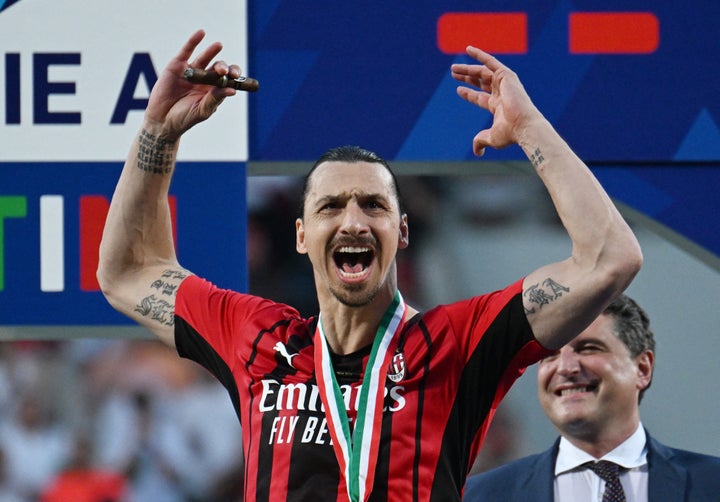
[523,278,570,315]
[137,129,177,174]
[529,147,545,168]
[133,269,188,326]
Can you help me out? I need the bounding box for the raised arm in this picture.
[97,30,242,346]
[452,47,642,350]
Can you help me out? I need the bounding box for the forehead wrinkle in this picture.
[305,161,400,216]
[310,195,387,218]
[312,188,390,205]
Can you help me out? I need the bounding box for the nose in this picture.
[339,201,370,236]
[555,347,581,376]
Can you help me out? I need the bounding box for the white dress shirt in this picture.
[553,423,649,502]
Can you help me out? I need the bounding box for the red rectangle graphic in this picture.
[437,13,528,55]
[569,12,659,54]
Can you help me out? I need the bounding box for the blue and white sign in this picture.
[0,0,249,324]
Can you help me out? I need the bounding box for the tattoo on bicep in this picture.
[529,147,545,168]
[160,269,188,281]
[133,269,188,326]
[150,279,178,296]
[543,278,569,298]
[134,295,175,326]
[137,129,177,174]
[523,278,570,315]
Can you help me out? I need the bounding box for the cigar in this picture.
[183,68,259,92]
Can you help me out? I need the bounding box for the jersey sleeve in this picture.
[443,278,553,398]
[173,275,299,380]
[446,279,549,356]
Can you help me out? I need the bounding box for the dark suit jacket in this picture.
[463,431,720,501]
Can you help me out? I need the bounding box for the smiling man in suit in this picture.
[464,294,720,502]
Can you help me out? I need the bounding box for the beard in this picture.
[328,282,380,307]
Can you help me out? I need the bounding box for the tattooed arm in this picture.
[98,125,186,346]
[452,47,642,349]
[97,30,241,346]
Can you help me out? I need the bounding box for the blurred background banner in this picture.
[0,0,249,324]
[248,0,720,260]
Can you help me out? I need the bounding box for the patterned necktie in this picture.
[585,460,626,502]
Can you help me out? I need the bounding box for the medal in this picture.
[315,290,405,502]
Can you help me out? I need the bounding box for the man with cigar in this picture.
[97,30,642,501]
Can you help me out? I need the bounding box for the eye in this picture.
[317,199,341,213]
[577,344,602,354]
[362,197,389,212]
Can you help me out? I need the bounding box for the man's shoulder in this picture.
[464,449,554,500]
[470,451,547,480]
[649,435,720,469]
[646,434,720,499]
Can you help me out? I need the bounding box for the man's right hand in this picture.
[145,29,243,140]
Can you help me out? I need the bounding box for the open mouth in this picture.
[555,384,598,397]
[333,246,374,278]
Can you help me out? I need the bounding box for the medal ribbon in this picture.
[315,290,405,502]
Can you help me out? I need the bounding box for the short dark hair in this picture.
[300,145,405,216]
[604,294,656,401]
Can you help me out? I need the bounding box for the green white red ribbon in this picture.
[315,290,405,502]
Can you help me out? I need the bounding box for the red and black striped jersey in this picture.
[175,275,550,502]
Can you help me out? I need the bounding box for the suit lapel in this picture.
[646,433,687,502]
[521,439,559,502]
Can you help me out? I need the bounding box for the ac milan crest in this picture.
[387,350,406,382]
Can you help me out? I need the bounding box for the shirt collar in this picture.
[555,423,648,475]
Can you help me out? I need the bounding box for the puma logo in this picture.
[273,342,298,368]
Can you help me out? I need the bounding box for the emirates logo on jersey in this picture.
[387,350,406,383]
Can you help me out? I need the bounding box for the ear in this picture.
[295,218,307,254]
[398,214,409,249]
[636,350,654,391]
